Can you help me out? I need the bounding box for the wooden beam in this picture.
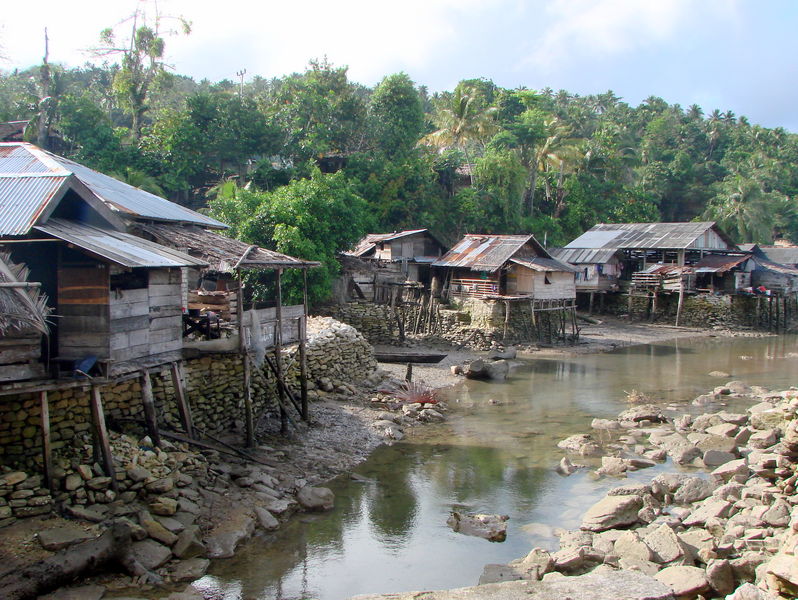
[170,362,194,439]
[275,268,287,435]
[39,391,53,493]
[89,385,118,491]
[139,369,161,447]
[299,270,309,422]
[235,272,255,447]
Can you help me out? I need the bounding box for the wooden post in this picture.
[627,288,633,316]
[650,291,657,322]
[139,369,161,447]
[503,300,510,340]
[236,273,255,446]
[588,292,595,316]
[275,268,288,434]
[39,391,54,493]
[299,269,309,422]
[676,280,685,327]
[405,362,413,382]
[89,385,118,491]
[170,362,194,439]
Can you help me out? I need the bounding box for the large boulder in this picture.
[654,565,710,598]
[581,495,643,532]
[464,359,509,381]
[557,434,602,457]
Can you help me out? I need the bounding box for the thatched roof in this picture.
[135,223,319,273]
[0,253,49,336]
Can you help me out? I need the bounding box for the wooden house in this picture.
[0,142,317,379]
[346,229,446,285]
[433,234,578,301]
[549,248,623,293]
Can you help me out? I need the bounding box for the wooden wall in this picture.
[58,264,110,360]
[110,268,183,364]
[512,267,576,300]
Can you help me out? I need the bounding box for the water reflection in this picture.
[197,335,798,600]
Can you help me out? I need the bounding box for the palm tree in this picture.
[421,85,498,185]
[704,174,775,243]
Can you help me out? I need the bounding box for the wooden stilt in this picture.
[39,391,53,493]
[170,362,194,439]
[405,362,413,382]
[503,300,510,340]
[235,273,255,445]
[299,269,309,422]
[650,291,657,322]
[676,280,685,327]
[89,385,118,491]
[627,288,633,315]
[275,268,287,435]
[588,292,595,316]
[139,369,161,447]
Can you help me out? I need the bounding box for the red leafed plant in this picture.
[391,380,438,405]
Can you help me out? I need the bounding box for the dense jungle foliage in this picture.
[3,17,798,302]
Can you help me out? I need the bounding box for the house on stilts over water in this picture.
[0,142,318,492]
[431,233,580,345]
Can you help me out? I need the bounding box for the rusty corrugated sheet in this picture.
[693,254,750,273]
[510,257,581,273]
[0,144,54,173]
[432,234,534,272]
[0,175,68,235]
[347,229,429,257]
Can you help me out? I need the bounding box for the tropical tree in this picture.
[368,72,425,156]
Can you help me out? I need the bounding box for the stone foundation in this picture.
[599,292,797,330]
[0,318,376,472]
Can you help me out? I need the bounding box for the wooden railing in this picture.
[448,278,500,299]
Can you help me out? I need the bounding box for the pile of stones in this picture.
[483,381,798,599]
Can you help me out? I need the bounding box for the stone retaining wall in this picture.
[325,302,399,344]
[0,318,376,472]
[600,292,795,330]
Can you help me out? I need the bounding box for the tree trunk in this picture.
[525,161,538,217]
[0,522,153,600]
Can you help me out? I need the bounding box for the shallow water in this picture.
[195,334,798,600]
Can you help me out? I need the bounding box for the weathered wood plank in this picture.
[0,363,45,382]
[0,346,41,363]
[139,370,161,447]
[40,391,53,492]
[89,385,118,488]
[148,327,180,345]
[110,315,150,334]
[149,316,181,331]
[110,300,149,320]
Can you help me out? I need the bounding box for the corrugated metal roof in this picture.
[35,219,208,269]
[48,152,226,228]
[753,257,798,275]
[565,222,735,251]
[510,257,581,273]
[0,143,227,233]
[549,247,618,264]
[432,234,547,272]
[0,175,68,235]
[693,254,750,273]
[758,246,798,266]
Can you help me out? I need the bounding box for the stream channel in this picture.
[194,334,798,600]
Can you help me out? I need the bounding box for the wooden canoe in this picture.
[374,352,447,364]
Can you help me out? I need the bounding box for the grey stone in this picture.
[173,528,206,559]
[38,527,95,551]
[705,558,735,596]
[205,515,255,559]
[297,486,335,511]
[447,512,508,542]
[168,557,210,582]
[145,477,174,494]
[130,539,172,570]
[150,497,178,516]
[557,434,601,457]
[654,565,710,597]
[254,506,280,531]
[581,495,643,532]
[65,505,106,523]
[613,530,653,562]
[38,584,106,600]
[683,499,732,527]
[725,583,780,600]
[643,524,684,564]
[140,512,178,546]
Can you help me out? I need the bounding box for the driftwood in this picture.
[0,521,155,600]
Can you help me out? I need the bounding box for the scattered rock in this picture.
[447,512,508,542]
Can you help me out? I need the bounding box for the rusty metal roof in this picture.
[432,234,549,272]
[693,254,750,273]
[347,229,432,257]
[549,247,619,265]
[565,222,736,251]
[0,143,227,234]
[35,219,208,269]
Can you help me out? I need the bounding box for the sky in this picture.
[2,0,798,130]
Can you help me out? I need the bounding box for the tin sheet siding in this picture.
[0,176,67,235]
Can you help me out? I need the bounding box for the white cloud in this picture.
[522,0,741,74]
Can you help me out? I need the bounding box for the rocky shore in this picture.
[356,380,798,600]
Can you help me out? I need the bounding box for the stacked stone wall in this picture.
[600,292,794,330]
[0,318,376,472]
[326,302,398,344]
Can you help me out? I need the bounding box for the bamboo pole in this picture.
[675,280,685,327]
[89,385,118,491]
[236,273,255,446]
